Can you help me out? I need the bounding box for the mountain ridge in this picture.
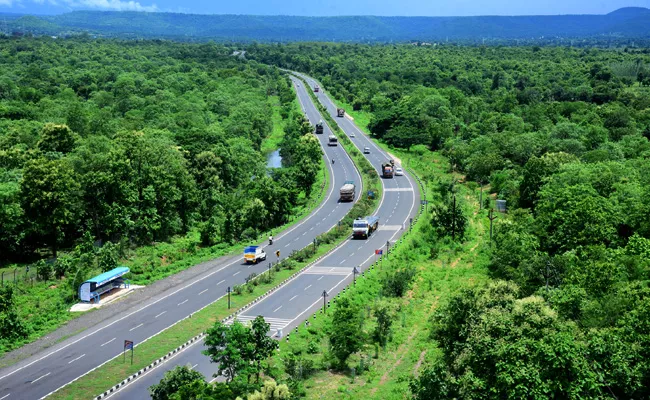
[4,7,650,42]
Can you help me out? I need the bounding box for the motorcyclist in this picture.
[332,158,335,164]
[269,235,273,245]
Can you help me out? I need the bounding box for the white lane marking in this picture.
[0,393,10,400]
[233,271,241,276]
[199,289,208,295]
[284,244,290,248]
[274,306,283,312]
[289,295,298,302]
[178,300,188,306]
[191,364,198,370]
[318,276,324,281]
[31,372,50,384]
[129,323,143,332]
[358,246,363,250]
[302,232,307,236]
[304,284,312,291]
[100,338,116,347]
[217,280,225,285]
[68,354,85,364]
[339,259,346,265]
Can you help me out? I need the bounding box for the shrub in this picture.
[233,284,244,295]
[380,266,416,297]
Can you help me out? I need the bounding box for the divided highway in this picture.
[102,74,421,399]
[0,78,361,400]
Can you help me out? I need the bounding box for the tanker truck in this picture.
[353,216,379,239]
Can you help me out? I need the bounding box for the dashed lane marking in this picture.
[289,295,298,302]
[199,289,208,295]
[68,354,85,364]
[129,323,143,332]
[100,338,116,346]
[31,373,50,384]
[178,300,188,306]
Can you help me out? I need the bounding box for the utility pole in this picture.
[488,209,497,241]
[322,290,328,313]
[452,194,456,241]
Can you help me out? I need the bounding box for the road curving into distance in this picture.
[0,77,361,400]
[101,74,421,399]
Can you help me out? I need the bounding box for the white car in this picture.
[350,132,356,138]
[395,167,404,176]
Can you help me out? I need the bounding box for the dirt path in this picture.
[413,350,427,377]
[371,330,418,395]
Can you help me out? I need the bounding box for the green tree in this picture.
[430,194,467,241]
[327,297,365,368]
[242,380,290,400]
[37,123,78,154]
[415,281,603,399]
[149,365,206,400]
[0,286,28,341]
[20,157,81,257]
[372,300,396,348]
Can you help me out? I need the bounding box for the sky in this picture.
[0,0,648,17]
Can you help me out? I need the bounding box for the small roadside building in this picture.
[78,267,130,303]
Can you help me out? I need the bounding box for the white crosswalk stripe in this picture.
[303,266,353,276]
[227,315,293,332]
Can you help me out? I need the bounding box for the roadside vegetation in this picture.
[248,43,650,398]
[0,38,324,357]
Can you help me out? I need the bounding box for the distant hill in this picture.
[4,8,650,42]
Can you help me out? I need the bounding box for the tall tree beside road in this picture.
[203,317,278,385]
[327,297,366,368]
[20,157,81,257]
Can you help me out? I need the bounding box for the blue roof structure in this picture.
[244,246,259,252]
[85,266,130,287]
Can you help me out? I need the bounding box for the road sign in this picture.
[123,340,134,364]
[375,249,383,255]
[275,250,280,258]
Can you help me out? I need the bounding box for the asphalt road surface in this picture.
[102,74,420,399]
[0,76,362,400]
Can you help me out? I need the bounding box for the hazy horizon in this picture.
[0,0,648,17]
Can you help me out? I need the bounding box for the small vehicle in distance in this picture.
[350,132,355,138]
[395,167,404,176]
[244,246,266,264]
[363,147,370,154]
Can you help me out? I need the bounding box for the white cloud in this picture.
[12,0,158,11]
[64,0,158,12]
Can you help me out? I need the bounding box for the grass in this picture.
[260,95,288,155]
[0,96,326,361]
[263,94,494,399]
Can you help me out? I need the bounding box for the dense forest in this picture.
[249,43,650,397]
[0,37,324,353]
[4,8,650,44]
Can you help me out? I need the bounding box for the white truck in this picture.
[353,216,379,239]
[244,246,266,264]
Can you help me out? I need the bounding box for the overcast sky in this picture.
[0,0,648,16]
